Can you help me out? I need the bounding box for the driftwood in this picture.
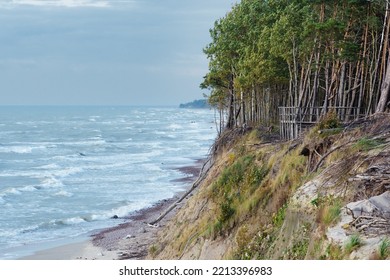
[148,156,214,226]
[349,214,390,236]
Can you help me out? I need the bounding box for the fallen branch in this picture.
[313,139,354,172]
[148,156,214,225]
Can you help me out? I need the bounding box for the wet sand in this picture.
[20,160,205,260]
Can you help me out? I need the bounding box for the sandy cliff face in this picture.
[150,114,390,260]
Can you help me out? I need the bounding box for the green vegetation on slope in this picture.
[150,114,390,260]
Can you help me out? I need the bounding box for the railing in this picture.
[279,106,364,140]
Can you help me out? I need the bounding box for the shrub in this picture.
[219,195,235,223]
[318,110,341,130]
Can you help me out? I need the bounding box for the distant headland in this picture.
[179,99,210,109]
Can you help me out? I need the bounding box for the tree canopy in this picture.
[202,0,390,132]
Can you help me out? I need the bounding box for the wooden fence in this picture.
[279,106,364,140]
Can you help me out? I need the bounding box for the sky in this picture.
[0,0,236,106]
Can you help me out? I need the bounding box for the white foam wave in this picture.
[54,167,83,177]
[168,124,183,130]
[47,202,150,227]
[40,176,64,188]
[97,201,151,220]
[20,185,38,192]
[2,188,22,197]
[0,145,48,154]
[34,163,60,170]
[73,139,106,146]
[60,217,86,225]
[0,146,32,154]
[0,185,39,200]
[54,190,73,197]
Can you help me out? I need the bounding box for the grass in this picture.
[210,151,271,236]
[271,148,307,191]
[149,244,159,258]
[354,137,384,151]
[285,239,309,260]
[321,243,344,260]
[344,234,363,254]
[272,204,287,228]
[322,199,342,226]
[378,238,390,260]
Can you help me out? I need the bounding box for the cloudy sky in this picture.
[0,0,235,106]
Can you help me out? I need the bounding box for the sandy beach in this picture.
[20,161,205,260]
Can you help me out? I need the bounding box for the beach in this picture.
[20,161,204,260]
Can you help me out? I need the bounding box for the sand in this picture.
[20,161,204,260]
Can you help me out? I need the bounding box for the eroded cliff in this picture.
[149,113,390,260]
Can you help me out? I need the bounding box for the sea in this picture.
[0,106,217,259]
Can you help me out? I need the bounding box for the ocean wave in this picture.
[0,166,82,183]
[43,202,150,228]
[90,202,149,221]
[55,217,87,225]
[40,176,64,188]
[4,188,22,195]
[72,139,107,146]
[54,190,73,197]
[0,146,32,154]
[0,185,40,200]
[0,106,217,256]
[0,145,48,154]
[53,167,83,177]
[168,124,183,130]
[34,163,60,170]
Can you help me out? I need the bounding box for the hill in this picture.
[148,113,390,260]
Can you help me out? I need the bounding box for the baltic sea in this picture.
[0,106,217,259]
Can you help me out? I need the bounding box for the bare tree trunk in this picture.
[377,54,390,112]
[376,1,390,113]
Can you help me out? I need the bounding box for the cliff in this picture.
[148,113,390,260]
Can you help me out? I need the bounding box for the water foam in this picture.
[40,176,64,188]
[0,146,33,154]
[54,190,73,197]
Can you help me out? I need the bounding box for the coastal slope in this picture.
[149,114,390,260]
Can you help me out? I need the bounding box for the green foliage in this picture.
[354,137,384,151]
[310,196,320,207]
[247,165,268,189]
[212,154,256,196]
[211,152,270,236]
[219,195,235,223]
[318,110,341,130]
[321,243,344,260]
[272,204,287,228]
[345,234,363,254]
[149,244,159,258]
[378,238,390,260]
[285,239,309,260]
[202,0,387,129]
[322,199,342,226]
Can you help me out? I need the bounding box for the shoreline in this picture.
[19,159,206,260]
